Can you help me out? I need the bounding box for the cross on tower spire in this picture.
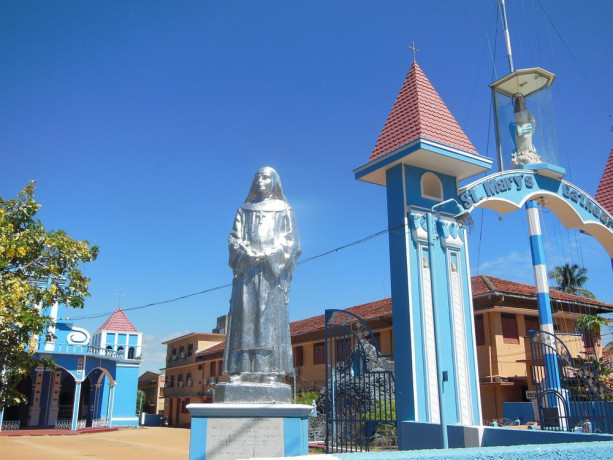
[408,41,420,62]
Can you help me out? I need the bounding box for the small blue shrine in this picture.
[1,291,142,431]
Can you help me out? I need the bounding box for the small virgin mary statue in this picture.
[222,167,301,384]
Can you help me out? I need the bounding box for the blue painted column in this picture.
[71,381,82,430]
[426,212,448,449]
[107,384,116,427]
[525,201,562,393]
[385,164,416,426]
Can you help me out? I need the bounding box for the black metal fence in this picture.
[530,329,613,433]
[324,309,396,453]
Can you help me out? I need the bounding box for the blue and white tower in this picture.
[355,61,492,449]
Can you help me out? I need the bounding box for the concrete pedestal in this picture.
[213,382,291,404]
[187,403,312,460]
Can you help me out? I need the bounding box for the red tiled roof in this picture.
[595,148,613,216]
[472,275,613,310]
[97,307,138,333]
[290,298,392,336]
[369,61,477,162]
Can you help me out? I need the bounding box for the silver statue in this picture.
[222,167,301,384]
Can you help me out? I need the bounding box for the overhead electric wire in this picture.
[66,224,403,321]
[535,0,611,119]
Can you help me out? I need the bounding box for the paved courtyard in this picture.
[0,427,191,460]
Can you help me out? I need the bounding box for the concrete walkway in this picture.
[0,426,190,460]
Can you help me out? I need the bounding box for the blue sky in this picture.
[2,1,611,374]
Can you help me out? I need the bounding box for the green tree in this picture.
[0,182,98,410]
[549,263,595,299]
[575,314,609,357]
[136,389,145,415]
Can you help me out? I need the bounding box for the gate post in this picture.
[526,201,563,397]
[355,61,491,449]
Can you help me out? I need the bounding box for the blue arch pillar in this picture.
[106,383,116,426]
[70,381,82,430]
[379,163,483,450]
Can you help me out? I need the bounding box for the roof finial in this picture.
[114,292,126,308]
[408,41,420,63]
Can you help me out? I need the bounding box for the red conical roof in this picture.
[595,148,613,216]
[97,307,138,333]
[369,62,477,162]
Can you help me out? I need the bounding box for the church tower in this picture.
[355,61,492,448]
[92,307,142,360]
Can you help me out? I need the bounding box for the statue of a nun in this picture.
[223,167,301,384]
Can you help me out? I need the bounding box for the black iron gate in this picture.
[324,309,395,453]
[530,329,613,433]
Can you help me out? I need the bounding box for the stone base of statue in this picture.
[213,381,291,404]
[187,403,312,460]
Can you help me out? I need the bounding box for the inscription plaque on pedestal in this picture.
[206,417,284,460]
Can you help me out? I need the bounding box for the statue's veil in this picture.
[245,167,288,203]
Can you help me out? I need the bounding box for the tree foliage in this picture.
[549,263,595,299]
[575,314,609,358]
[575,314,608,336]
[0,182,98,410]
[136,389,145,415]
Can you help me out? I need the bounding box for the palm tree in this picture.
[549,263,595,299]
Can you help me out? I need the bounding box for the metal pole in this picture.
[500,0,515,72]
[500,0,563,404]
[331,367,336,447]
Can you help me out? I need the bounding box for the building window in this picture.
[210,362,217,377]
[128,347,135,359]
[181,399,189,414]
[335,337,351,361]
[502,313,520,344]
[314,342,325,365]
[179,346,185,359]
[172,348,177,360]
[186,372,192,386]
[293,346,304,367]
[170,375,175,388]
[188,344,194,357]
[197,364,203,370]
[525,316,539,337]
[475,315,485,346]
[420,172,443,201]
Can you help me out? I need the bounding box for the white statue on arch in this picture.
[511,93,541,166]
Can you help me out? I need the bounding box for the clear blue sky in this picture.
[2,1,611,374]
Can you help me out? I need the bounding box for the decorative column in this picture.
[28,370,44,427]
[47,370,62,426]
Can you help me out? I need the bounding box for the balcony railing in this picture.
[47,344,128,360]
